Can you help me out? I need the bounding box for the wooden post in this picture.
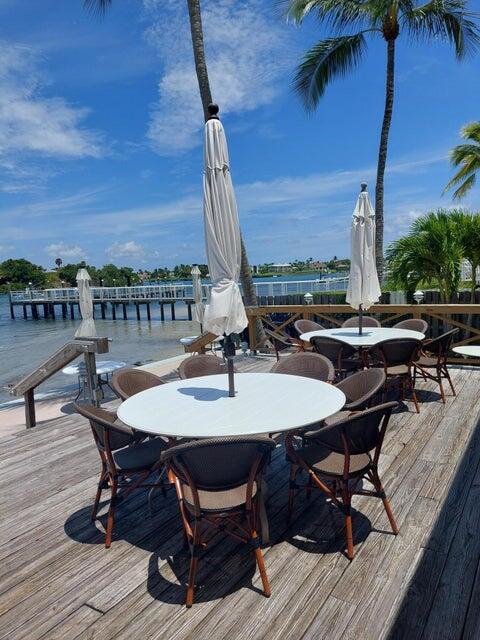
[122,304,127,320]
[9,293,14,319]
[146,303,151,321]
[160,303,165,321]
[24,389,36,428]
[43,303,49,319]
[23,304,27,319]
[136,303,140,321]
[187,302,192,321]
[101,303,106,319]
[171,302,175,320]
[50,303,55,319]
[62,303,67,318]
[84,351,100,406]
[248,313,257,351]
[111,303,116,320]
[70,303,75,319]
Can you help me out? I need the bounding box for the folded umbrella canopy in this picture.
[202,106,247,337]
[191,265,204,325]
[346,184,381,334]
[74,268,97,338]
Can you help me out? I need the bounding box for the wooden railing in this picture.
[245,304,480,365]
[10,337,109,428]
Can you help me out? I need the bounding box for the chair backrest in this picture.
[74,402,134,451]
[294,319,324,336]
[342,316,380,328]
[162,436,276,491]
[393,318,429,334]
[178,354,227,379]
[270,351,334,382]
[263,328,293,352]
[315,401,397,457]
[424,328,459,359]
[369,338,421,367]
[111,368,165,401]
[334,368,386,407]
[310,335,357,368]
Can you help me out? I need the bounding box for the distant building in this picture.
[271,263,292,273]
[461,260,480,283]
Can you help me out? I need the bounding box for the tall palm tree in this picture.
[287,0,480,280]
[445,122,480,199]
[450,209,480,300]
[386,209,463,302]
[84,0,265,343]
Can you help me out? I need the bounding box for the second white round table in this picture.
[300,326,425,347]
[117,372,346,439]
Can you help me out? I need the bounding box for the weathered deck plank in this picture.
[0,358,480,640]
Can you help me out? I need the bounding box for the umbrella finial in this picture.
[207,103,219,119]
[360,182,368,192]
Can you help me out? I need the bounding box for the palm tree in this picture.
[386,209,463,302]
[287,0,480,279]
[445,122,480,199]
[451,209,480,300]
[84,0,265,343]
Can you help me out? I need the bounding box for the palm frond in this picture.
[449,143,480,166]
[83,0,112,16]
[450,173,477,200]
[286,0,374,31]
[460,121,480,143]
[294,33,367,110]
[403,0,480,58]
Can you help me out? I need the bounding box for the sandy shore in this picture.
[0,353,190,438]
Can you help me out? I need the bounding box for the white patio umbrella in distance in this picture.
[345,183,381,335]
[191,265,204,327]
[75,268,97,338]
[202,103,248,396]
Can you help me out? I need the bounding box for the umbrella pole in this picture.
[359,304,363,336]
[223,334,236,397]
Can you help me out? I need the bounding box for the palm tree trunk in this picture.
[186,0,212,121]
[375,38,395,282]
[186,0,265,346]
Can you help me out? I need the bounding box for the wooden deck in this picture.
[1,356,480,639]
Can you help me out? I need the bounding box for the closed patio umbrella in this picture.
[202,103,248,395]
[346,184,381,334]
[191,265,204,326]
[75,268,97,338]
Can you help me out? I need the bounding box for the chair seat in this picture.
[415,356,439,368]
[182,481,258,512]
[386,364,409,376]
[289,444,371,476]
[113,437,167,471]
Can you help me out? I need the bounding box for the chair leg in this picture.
[186,519,201,608]
[437,369,446,404]
[444,365,456,396]
[252,531,271,597]
[91,469,106,522]
[407,375,420,413]
[105,478,118,549]
[371,470,398,535]
[341,482,354,561]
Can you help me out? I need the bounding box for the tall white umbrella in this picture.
[75,268,97,338]
[191,265,204,325]
[202,104,247,395]
[346,184,381,334]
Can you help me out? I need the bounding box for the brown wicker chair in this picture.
[111,368,165,401]
[369,338,422,413]
[294,319,324,336]
[178,354,228,379]
[262,327,303,361]
[342,316,380,328]
[270,351,334,382]
[286,402,398,560]
[162,436,276,607]
[414,328,459,402]
[310,335,361,379]
[74,402,168,548]
[393,318,429,334]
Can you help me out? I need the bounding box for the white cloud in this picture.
[144,0,292,154]
[106,241,145,259]
[0,42,104,163]
[45,242,86,260]
[0,243,13,254]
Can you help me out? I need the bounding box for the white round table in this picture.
[117,372,346,439]
[62,360,126,399]
[300,327,425,347]
[452,346,480,358]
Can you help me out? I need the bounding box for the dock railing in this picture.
[246,303,480,364]
[9,337,109,428]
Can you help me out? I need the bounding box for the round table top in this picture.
[300,326,425,347]
[453,346,480,357]
[62,360,126,375]
[117,372,346,439]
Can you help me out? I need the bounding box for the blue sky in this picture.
[0,0,479,270]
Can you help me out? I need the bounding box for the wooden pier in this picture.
[1,357,480,639]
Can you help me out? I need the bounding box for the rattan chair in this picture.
[393,318,429,334]
[262,327,303,361]
[270,351,334,382]
[369,338,422,413]
[178,354,228,379]
[310,335,361,379]
[111,368,165,401]
[74,403,168,548]
[414,328,459,402]
[162,436,276,607]
[294,319,324,337]
[286,402,398,560]
[342,316,381,328]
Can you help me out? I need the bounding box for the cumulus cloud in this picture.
[0,42,104,163]
[45,242,86,260]
[106,241,145,259]
[144,0,292,154]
